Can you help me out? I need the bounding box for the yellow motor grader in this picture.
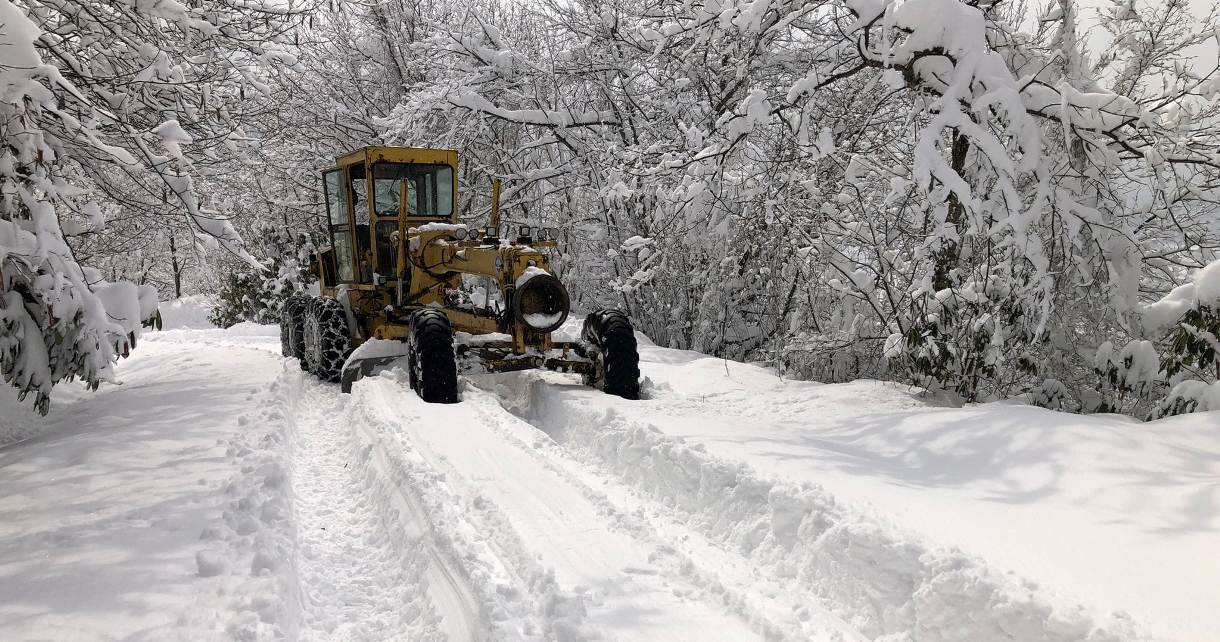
[279,146,640,403]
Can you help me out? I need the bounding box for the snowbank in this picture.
[0,337,294,640]
[5,320,1212,641]
[0,384,47,446]
[509,383,1142,641]
[350,369,769,640]
[158,295,216,329]
[494,340,1217,641]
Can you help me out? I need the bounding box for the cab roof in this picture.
[334,146,458,168]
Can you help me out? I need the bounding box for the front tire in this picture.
[304,297,353,383]
[407,309,459,403]
[581,310,640,400]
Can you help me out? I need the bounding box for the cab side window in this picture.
[322,169,356,282]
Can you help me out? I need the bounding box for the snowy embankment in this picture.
[493,321,1218,642]
[0,324,292,640]
[1,310,1214,641]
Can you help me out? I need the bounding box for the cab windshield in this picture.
[372,162,454,219]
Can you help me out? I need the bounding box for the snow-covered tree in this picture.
[1,0,303,412]
[140,0,1216,420]
[40,0,1200,419]
[836,0,1220,403]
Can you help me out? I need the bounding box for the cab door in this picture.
[321,168,357,282]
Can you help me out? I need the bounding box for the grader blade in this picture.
[340,355,404,393]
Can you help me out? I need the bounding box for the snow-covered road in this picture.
[1,321,1215,641]
[0,328,287,640]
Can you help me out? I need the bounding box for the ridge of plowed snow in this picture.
[494,371,1148,642]
[203,368,298,640]
[460,377,870,641]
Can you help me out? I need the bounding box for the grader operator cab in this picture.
[279,146,640,403]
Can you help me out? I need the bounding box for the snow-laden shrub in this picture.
[1091,339,1162,414]
[882,280,1042,402]
[1156,381,1220,417]
[0,2,155,413]
[1140,260,1220,418]
[210,222,318,328]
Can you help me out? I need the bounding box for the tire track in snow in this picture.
[352,374,592,641]
[461,377,867,642]
[354,372,768,642]
[285,370,480,641]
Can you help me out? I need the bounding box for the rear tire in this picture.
[304,297,353,383]
[581,310,640,400]
[407,309,459,403]
[279,317,290,356]
[282,295,309,367]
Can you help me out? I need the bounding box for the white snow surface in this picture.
[0,319,1214,641]
[497,319,1218,642]
[158,295,216,329]
[522,311,563,328]
[514,265,550,288]
[344,338,409,364]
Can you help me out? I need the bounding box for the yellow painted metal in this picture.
[313,145,571,370]
[344,165,359,281]
[490,178,501,229]
[372,322,411,341]
[396,177,409,302]
[334,146,460,225]
[337,146,457,168]
[336,145,456,165]
[444,308,499,335]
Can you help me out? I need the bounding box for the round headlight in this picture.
[453,227,468,240]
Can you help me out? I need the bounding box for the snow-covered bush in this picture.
[1091,339,1162,414]
[1141,260,1220,417]
[210,222,318,328]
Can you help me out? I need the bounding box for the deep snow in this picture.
[512,322,1219,642]
[0,313,1214,641]
[0,327,290,640]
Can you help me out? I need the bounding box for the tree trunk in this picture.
[933,130,970,291]
[169,231,182,299]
